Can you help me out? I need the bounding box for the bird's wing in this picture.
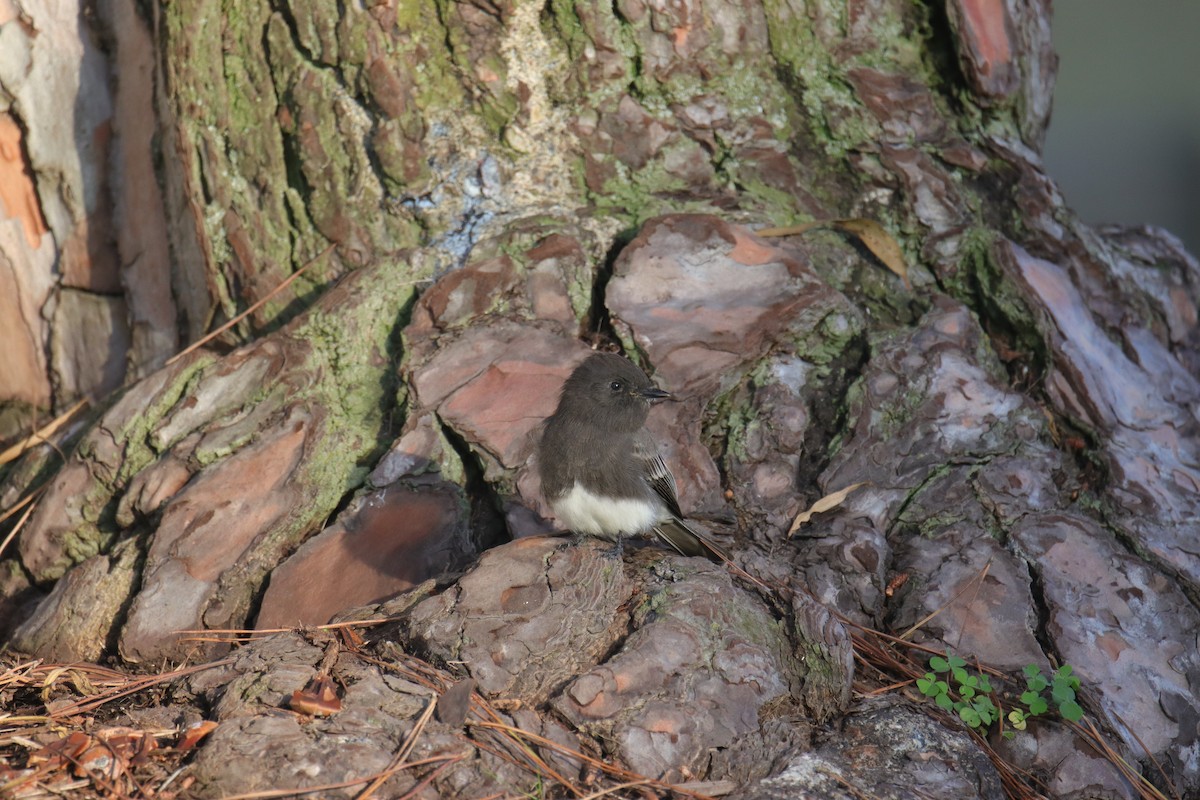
[633,431,684,518]
[632,433,731,564]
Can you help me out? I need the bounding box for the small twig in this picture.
[952,561,991,651]
[175,616,404,638]
[842,620,974,667]
[0,483,46,526]
[965,727,1049,799]
[354,693,439,800]
[716,553,775,593]
[157,764,190,793]
[316,640,341,675]
[1071,718,1172,800]
[897,560,992,641]
[464,719,585,795]
[215,754,462,800]
[0,497,37,562]
[392,754,467,800]
[467,719,718,799]
[824,767,882,800]
[1107,712,1179,800]
[577,780,655,800]
[0,398,89,465]
[860,679,913,697]
[47,659,234,719]
[166,244,335,367]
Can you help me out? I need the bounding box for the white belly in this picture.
[551,482,662,538]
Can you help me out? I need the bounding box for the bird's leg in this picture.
[561,531,624,560]
[603,535,626,561]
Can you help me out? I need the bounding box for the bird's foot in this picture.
[602,537,626,561]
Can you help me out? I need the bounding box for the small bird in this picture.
[537,352,728,561]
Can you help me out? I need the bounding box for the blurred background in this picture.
[1044,1,1200,255]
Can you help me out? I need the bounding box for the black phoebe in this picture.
[538,352,728,561]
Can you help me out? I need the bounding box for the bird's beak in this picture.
[638,386,673,403]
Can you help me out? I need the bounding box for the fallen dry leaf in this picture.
[831,218,910,288]
[758,219,910,288]
[787,482,867,536]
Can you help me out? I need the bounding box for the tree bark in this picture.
[2,0,1199,797]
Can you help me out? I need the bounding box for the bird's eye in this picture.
[609,380,623,392]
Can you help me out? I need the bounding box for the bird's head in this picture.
[558,352,671,431]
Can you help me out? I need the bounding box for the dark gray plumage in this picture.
[538,352,727,561]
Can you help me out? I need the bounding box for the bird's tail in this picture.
[653,518,730,562]
[655,518,773,592]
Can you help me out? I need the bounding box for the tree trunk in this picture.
[2,0,1199,797]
